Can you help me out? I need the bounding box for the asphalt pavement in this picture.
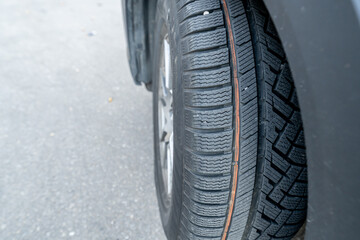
[0,0,166,239]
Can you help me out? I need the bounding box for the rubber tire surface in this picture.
[152,0,307,239]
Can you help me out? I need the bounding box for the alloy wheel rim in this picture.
[158,34,173,201]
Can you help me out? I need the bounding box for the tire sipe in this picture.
[153,0,307,239]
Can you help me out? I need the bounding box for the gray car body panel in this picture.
[123,0,360,239]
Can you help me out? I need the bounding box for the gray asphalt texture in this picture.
[0,0,166,239]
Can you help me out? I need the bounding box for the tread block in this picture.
[184,168,231,191]
[181,217,223,237]
[286,210,306,224]
[185,129,233,153]
[288,147,306,165]
[183,66,231,89]
[274,66,292,99]
[240,98,258,138]
[236,41,255,74]
[264,160,282,183]
[295,130,305,146]
[240,68,257,104]
[290,90,300,107]
[272,94,293,119]
[184,86,232,108]
[288,182,307,196]
[184,106,233,130]
[184,182,229,205]
[182,207,225,228]
[270,151,290,173]
[179,0,220,23]
[182,28,227,55]
[183,194,228,217]
[236,166,256,194]
[239,134,258,171]
[297,168,307,182]
[180,11,224,37]
[184,150,232,175]
[183,48,229,71]
[233,14,251,46]
[265,34,285,59]
[228,0,246,18]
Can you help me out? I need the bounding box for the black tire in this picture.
[153,0,307,239]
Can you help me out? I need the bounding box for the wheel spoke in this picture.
[157,34,174,201]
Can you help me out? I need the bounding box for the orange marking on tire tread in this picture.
[221,0,240,239]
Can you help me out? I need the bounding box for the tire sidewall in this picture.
[152,0,183,239]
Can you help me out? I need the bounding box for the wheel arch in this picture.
[123,0,158,87]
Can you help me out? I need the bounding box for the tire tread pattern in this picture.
[174,0,307,239]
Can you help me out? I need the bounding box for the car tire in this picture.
[153,0,307,239]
